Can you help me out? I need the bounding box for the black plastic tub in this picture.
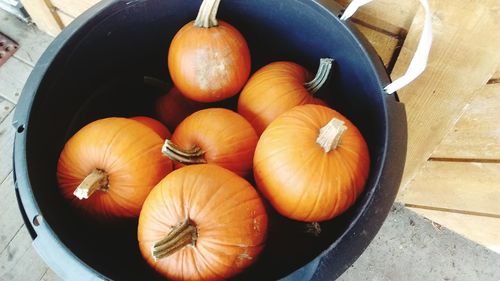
[12,0,407,280]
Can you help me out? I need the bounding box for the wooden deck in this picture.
[0,9,58,280]
[336,0,500,254]
[0,0,499,279]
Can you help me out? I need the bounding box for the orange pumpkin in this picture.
[154,87,204,131]
[168,0,251,102]
[238,58,333,135]
[162,108,258,176]
[253,104,370,222]
[130,116,171,139]
[138,164,267,281]
[57,117,173,220]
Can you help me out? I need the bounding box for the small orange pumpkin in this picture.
[138,164,267,281]
[238,58,333,135]
[154,87,204,131]
[130,116,171,139]
[57,117,173,220]
[168,0,251,102]
[162,108,258,176]
[253,104,370,222]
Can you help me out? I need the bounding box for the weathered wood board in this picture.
[393,0,500,194]
[400,161,500,216]
[431,84,500,160]
[50,0,99,18]
[18,0,62,36]
[0,57,33,103]
[354,22,399,68]
[336,0,418,34]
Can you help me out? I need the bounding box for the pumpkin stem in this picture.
[162,139,207,164]
[152,219,198,260]
[73,169,109,200]
[304,58,334,94]
[316,118,347,152]
[194,0,222,28]
[305,222,322,237]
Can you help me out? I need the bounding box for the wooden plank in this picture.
[40,268,60,281]
[56,10,74,27]
[431,84,500,159]
[0,100,14,123]
[0,173,24,256]
[0,8,54,66]
[354,22,399,67]
[0,56,33,103]
[393,0,500,195]
[400,161,500,216]
[0,111,15,183]
[50,0,99,18]
[409,207,500,254]
[335,0,418,35]
[19,0,63,37]
[0,226,50,281]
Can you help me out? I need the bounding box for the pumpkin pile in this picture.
[56,0,370,279]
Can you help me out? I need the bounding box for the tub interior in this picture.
[24,0,389,279]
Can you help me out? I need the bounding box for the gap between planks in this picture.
[405,204,500,219]
[429,158,500,164]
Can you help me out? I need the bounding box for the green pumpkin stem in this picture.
[162,139,207,164]
[194,0,222,28]
[316,118,347,152]
[73,169,109,200]
[304,58,334,94]
[152,219,198,260]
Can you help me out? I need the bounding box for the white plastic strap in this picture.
[340,0,432,94]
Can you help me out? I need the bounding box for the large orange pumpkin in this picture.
[162,108,258,176]
[253,104,370,222]
[130,116,171,139]
[168,0,251,102]
[154,87,204,131]
[238,58,332,135]
[138,164,268,281]
[57,117,173,220]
